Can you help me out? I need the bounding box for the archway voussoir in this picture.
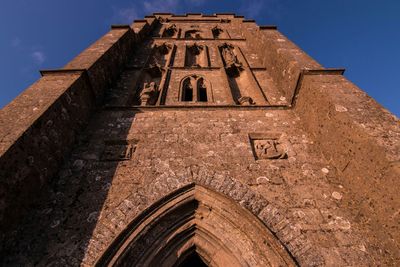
[238,188,260,212]
[258,204,283,229]
[219,176,236,195]
[275,223,302,244]
[285,234,325,266]
[249,195,269,215]
[191,166,215,185]
[227,180,248,201]
[208,173,225,191]
[97,184,299,266]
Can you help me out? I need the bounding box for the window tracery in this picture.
[180,75,212,103]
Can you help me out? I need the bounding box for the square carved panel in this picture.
[249,133,287,160]
[101,140,136,161]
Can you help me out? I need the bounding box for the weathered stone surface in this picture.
[0,13,399,266]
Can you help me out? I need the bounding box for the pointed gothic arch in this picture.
[96,184,297,266]
[179,75,213,103]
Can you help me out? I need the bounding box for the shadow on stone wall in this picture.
[0,23,156,265]
[1,109,139,265]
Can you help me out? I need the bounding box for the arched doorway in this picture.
[96,184,297,266]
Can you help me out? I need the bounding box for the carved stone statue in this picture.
[186,43,204,67]
[254,139,287,159]
[221,44,243,76]
[146,63,163,77]
[212,26,224,39]
[155,43,172,55]
[222,46,236,65]
[163,24,177,37]
[140,82,158,106]
[185,30,201,39]
[188,43,202,55]
[150,43,171,67]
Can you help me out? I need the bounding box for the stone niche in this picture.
[219,43,268,105]
[249,133,287,160]
[220,43,243,76]
[162,24,179,38]
[136,64,163,106]
[136,43,173,106]
[149,43,173,67]
[219,43,252,105]
[212,26,228,39]
[185,43,209,68]
[184,29,203,39]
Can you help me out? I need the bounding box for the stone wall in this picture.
[0,21,153,235]
[254,24,400,263]
[0,71,94,232]
[294,73,400,264]
[1,13,399,266]
[0,107,385,265]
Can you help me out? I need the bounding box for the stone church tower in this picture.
[0,13,399,266]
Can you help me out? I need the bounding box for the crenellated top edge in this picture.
[148,12,253,21]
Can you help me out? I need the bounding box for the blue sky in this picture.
[1,0,399,116]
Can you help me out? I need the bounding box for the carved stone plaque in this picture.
[249,133,287,160]
[101,140,136,161]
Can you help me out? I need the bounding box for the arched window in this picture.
[180,75,212,103]
[197,78,207,102]
[182,78,193,101]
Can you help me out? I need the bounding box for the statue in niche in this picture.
[145,63,163,77]
[212,26,224,39]
[221,44,243,77]
[156,43,172,54]
[238,96,255,106]
[150,43,172,66]
[163,24,177,37]
[140,82,158,106]
[186,43,205,67]
[185,30,202,39]
[254,139,287,160]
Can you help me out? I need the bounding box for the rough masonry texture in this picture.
[0,13,399,266]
